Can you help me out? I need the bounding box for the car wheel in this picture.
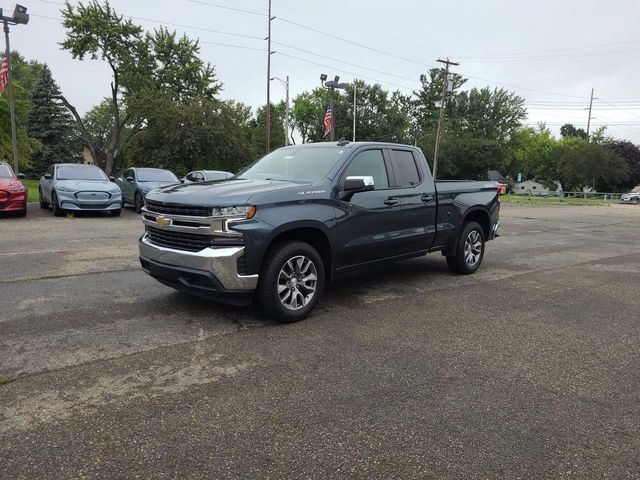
[258,241,325,323]
[446,221,485,275]
[134,192,144,213]
[39,188,49,209]
[16,208,27,217]
[51,191,64,217]
[111,208,121,217]
[633,198,639,205]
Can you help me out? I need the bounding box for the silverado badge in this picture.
[156,216,171,226]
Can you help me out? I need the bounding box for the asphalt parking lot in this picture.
[1,202,639,478]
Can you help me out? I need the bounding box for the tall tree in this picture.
[559,141,628,191]
[58,0,220,175]
[607,140,640,190]
[560,123,588,140]
[27,65,80,176]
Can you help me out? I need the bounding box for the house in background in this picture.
[515,180,549,195]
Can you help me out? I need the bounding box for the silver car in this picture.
[620,192,640,204]
[39,163,122,216]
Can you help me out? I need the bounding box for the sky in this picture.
[4,0,640,143]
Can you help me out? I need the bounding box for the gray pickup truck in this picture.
[139,141,500,322]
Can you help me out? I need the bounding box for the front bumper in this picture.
[620,197,639,203]
[57,190,121,211]
[138,234,258,305]
[0,190,27,212]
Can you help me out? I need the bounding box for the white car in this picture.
[620,192,640,204]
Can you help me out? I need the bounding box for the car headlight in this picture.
[212,205,256,219]
[8,186,25,193]
[56,186,75,193]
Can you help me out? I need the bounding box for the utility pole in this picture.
[352,83,357,142]
[265,0,274,153]
[586,87,595,140]
[432,57,458,180]
[271,75,290,145]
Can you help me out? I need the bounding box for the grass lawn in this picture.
[501,194,616,206]
[22,179,40,203]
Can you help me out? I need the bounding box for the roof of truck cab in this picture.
[283,141,420,149]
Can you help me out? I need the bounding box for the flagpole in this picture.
[3,19,19,175]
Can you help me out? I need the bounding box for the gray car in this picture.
[39,163,122,216]
[116,168,179,213]
[181,170,234,183]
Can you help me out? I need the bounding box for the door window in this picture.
[344,149,389,189]
[390,150,420,187]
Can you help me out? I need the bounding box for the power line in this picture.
[275,52,415,92]
[186,0,266,16]
[456,39,640,59]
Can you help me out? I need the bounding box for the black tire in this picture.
[633,198,639,205]
[39,188,49,209]
[16,208,27,217]
[111,208,121,217]
[258,241,325,323]
[446,221,485,275]
[51,191,64,217]
[134,192,144,213]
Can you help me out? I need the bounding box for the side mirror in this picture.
[126,176,134,182]
[109,176,116,182]
[17,173,25,180]
[44,173,52,180]
[341,176,374,200]
[180,178,185,183]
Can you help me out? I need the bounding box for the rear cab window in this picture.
[389,149,421,187]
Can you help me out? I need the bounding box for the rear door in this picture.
[336,147,409,268]
[385,148,437,253]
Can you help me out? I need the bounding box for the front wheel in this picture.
[39,188,49,209]
[134,192,144,213]
[446,221,485,275]
[258,241,325,323]
[111,208,121,217]
[51,192,64,217]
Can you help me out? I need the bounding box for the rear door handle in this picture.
[421,194,434,203]
[384,197,399,206]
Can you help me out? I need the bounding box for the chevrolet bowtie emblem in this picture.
[156,216,171,226]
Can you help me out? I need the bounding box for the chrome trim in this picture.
[141,207,243,236]
[491,221,500,238]
[139,234,258,290]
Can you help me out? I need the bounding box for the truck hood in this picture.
[138,181,179,193]
[146,178,309,206]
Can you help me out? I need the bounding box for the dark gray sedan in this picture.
[116,168,179,213]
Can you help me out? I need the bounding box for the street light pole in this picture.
[2,19,19,175]
[270,75,290,145]
[1,5,29,175]
[320,74,350,142]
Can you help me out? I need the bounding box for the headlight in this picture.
[212,205,256,219]
[9,186,25,193]
[56,185,75,193]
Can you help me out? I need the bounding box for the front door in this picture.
[336,148,407,268]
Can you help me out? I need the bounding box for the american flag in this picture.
[322,104,332,138]
[0,57,9,96]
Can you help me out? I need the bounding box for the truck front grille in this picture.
[145,200,210,217]
[146,226,211,252]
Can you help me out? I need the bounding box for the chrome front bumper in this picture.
[139,234,258,291]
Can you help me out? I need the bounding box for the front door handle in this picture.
[421,194,434,203]
[384,197,399,206]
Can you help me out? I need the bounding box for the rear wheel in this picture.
[258,241,325,323]
[51,192,64,217]
[39,188,49,209]
[446,221,485,275]
[134,192,144,213]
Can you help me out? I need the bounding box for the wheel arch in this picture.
[462,207,491,240]
[262,224,334,283]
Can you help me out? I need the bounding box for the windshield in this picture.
[237,147,347,183]
[0,164,15,178]
[137,169,178,182]
[57,165,107,181]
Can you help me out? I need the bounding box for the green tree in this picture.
[558,141,628,191]
[607,140,640,190]
[122,95,254,176]
[58,0,220,175]
[510,124,561,184]
[560,123,588,140]
[249,103,286,154]
[26,65,81,176]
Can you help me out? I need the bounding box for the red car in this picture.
[0,161,27,217]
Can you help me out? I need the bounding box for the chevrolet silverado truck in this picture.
[139,141,500,322]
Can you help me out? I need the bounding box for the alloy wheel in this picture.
[277,255,318,311]
[464,230,483,267]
